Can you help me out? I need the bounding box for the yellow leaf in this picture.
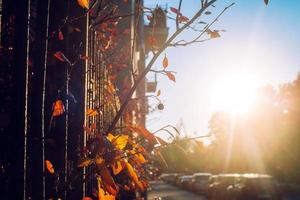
[166,72,176,82]
[52,100,65,117]
[134,153,147,164]
[77,0,89,9]
[107,133,128,150]
[163,55,168,69]
[45,160,55,174]
[97,177,116,200]
[125,161,144,191]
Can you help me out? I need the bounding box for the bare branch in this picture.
[106,0,218,134]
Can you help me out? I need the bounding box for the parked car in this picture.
[190,173,212,194]
[233,174,283,200]
[174,174,184,186]
[172,173,183,186]
[179,175,193,189]
[208,173,241,200]
[160,173,176,183]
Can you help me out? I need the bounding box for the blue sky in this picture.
[144,0,300,139]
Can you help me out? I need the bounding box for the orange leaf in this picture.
[45,160,55,174]
[125,161,144,191]
[58,31,64,40]
[156,89,161,97]
[52,100,65,117]
[162,55,168,69]
[166,72,176,82]
[77,0,89,9]
[87,108,99,117]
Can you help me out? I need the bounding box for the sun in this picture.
[211,73,259,114]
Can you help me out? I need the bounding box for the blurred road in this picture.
[147,181,207,200]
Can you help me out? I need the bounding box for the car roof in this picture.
[242,173,273,179]
[217,173,241,177]
[193,173,212,176]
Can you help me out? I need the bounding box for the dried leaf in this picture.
[87,108,99,117]
[125,161,144,191]
[166,72,176,82]
[205,11,212,15]
[45,160,55,174]
[156,89,161,97]
[264,0,269,5]
[162,55,168,69]
[146,15,152,21]
[58,31,64,40]
[206,29,221,39]
[178,15,189,22]
[52,100,65,117]
[77,0,89,9]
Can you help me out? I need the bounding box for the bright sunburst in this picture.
[211,73,260,114]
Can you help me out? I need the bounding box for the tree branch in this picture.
[106,0,218,134]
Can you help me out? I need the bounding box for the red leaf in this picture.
[170,7,180,14]
[58,31,64,40]
[166,72,176,82]
[53,51,71,65]
[147,15,152,21]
